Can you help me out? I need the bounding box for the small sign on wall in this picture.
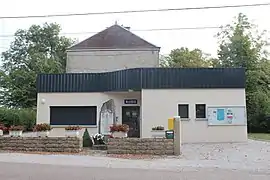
[124,99,137,104]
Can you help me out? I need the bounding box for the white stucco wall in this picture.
[141,89,248,143]
[36,92,141,137]
[66,49,159,73]
[37,89,247,143]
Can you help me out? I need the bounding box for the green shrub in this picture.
[0,107,36,131]
[83,129,93,147]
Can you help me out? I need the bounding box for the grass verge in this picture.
[248,133,270,141]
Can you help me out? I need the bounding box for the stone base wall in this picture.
[0,137,82,153]
[107,138,174,155]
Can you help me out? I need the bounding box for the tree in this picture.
[217,13,270,132]
[160,47,212,68]
[0,23,75,108]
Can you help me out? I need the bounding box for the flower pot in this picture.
[151,130,165,138]
[9,130,23,137]
[65,130,80,137]
[37,131,50,137]
[0,129,3,136]
[112,131,127,138]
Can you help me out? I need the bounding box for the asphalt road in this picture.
[0,162,269,180]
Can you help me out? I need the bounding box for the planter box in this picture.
[9,130,23,137]
[65,130,80,137]
[151,130,165,138]
[0,130,3,136]
[112,131,127,138]
[37,131,50,137]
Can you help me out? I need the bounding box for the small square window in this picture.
[178,104,189,118]
[196,104,206,118]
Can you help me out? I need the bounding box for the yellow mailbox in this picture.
[168,118,174,130]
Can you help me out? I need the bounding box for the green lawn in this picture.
[248,133,270,141]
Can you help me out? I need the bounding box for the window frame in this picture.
[178,104,189,119]
[195,104,206,119]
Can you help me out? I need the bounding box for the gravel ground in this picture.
[162,139,270,171]
[181,139,269,160]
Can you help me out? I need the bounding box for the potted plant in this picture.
[151,125,165,138]
[9,125,24,137]
[91,133,106,145]
[110,124,129,138]
[65,126,82,137]
[0,123,7,136]
[33,123,52,137]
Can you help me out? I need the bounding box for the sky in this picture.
[0,0,270,58]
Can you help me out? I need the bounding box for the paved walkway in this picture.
[1,161,269,180]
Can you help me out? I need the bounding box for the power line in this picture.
[0,26,222,38]
[0,3,269,19]
[64,26,221,35]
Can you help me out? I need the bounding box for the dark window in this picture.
[196,104,206,118]
[50,106,97,125]
[178,104,189,118]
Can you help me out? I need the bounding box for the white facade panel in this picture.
[37,88,247,143]
[141,89,247,143]
[66,50,159,73]
[37,92,141,137]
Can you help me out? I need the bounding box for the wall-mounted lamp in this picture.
[41,98,46,104]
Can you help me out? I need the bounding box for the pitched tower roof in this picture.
[68,24,160,50]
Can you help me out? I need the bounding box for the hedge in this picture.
[0,107,36,131]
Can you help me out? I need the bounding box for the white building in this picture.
[36,24,247,143]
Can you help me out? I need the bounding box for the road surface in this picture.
[0,161,269,180]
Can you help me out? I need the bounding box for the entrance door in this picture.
[122,106,140,138]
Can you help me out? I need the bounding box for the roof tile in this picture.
[69,24,160,50]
